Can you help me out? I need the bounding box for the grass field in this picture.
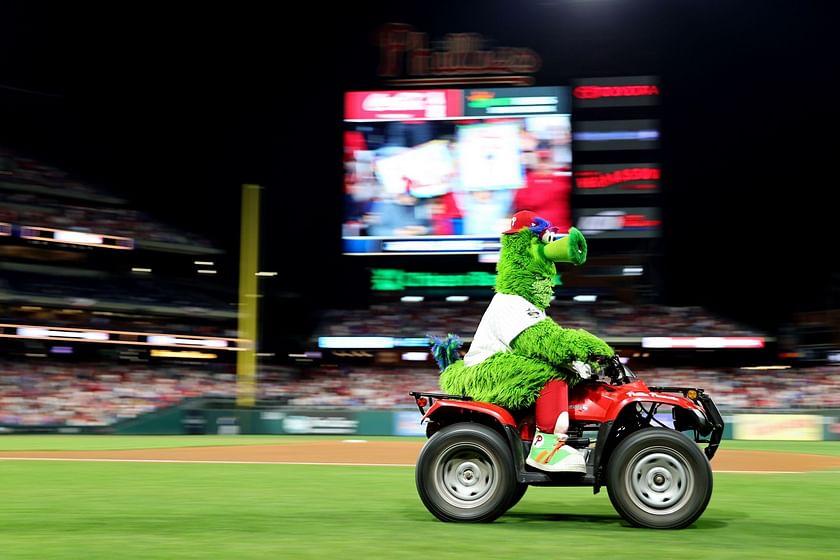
[1,437,839,559]
[0,434,424,452]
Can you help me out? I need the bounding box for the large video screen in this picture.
[343,87,573,255]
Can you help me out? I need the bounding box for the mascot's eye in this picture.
[540,226,562,244]
[528,217,550,234]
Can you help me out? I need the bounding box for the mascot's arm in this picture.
[511,318,614,368]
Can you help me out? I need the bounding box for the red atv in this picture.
[410,356,724,528]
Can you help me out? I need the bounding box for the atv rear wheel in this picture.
[415,423,517,523]
[606,427,713,529]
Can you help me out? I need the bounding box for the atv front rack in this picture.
[648,386,725,460]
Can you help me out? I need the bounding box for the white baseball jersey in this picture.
[463,293,546,367]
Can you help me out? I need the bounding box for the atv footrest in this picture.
[565,437,590,448]
[520,471,596,486]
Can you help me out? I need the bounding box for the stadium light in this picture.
[401,296,424,302]
[318,337,395,349]
[150,350,218,359]
[642,337,765,349]
[573,295,598,302]
[3,323,245,350]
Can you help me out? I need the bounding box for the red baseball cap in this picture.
[503,210,548,234]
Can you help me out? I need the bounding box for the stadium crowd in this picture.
[0,360,293,427]
[278,364,840,411]
[1,148,212,247]
[1,359,838,427]
[1,272,233,317]
[316,300,765,340]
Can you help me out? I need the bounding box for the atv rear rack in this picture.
[409,391,472,417]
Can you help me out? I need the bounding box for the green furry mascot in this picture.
[438,210,614,472]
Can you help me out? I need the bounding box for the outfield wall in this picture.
[4,405,840,441]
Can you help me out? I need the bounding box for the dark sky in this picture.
[1,1,838,332]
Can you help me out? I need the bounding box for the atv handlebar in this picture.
[595,355,636,385]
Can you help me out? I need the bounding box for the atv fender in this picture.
[422,399,518,428]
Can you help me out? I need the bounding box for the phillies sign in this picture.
[378,23,540,86]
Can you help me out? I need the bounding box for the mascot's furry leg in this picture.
[536,379,569,435]
[527,379,585,473]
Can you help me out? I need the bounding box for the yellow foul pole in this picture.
[237,184,260,407]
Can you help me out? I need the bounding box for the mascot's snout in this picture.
[542,226,587,265]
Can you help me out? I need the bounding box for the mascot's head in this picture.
[496,210,588,309]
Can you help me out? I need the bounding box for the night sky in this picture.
[1,1,838,334]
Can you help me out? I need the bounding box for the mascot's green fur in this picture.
[439,226,614,410]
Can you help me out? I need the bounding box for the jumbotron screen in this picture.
[342,87,573,256]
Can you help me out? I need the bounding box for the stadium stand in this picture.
[2,147,836,434]
[0,147,238,373]
[312,299,765,341]
[1,147,214,248]
[1,358,838,427]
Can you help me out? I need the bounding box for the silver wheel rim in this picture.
[624,446,692,515]
[434,443,498,509]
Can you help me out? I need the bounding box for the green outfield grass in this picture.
[719,440,840,456]
[0,434,426,452]
[1,437,838,559]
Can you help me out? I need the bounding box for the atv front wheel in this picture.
[415,423,517,523]
[507,482,528,512]
[606,427,713,529]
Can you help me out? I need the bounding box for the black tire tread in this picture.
[605,427,713,529]
[415,423,517,523]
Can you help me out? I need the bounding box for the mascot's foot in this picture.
[526,430,586,473]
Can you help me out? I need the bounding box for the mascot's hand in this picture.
[572,360,593,379]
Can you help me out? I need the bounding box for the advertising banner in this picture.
[573,119,659,151]
[281,411,360,435]
[574,207,661,238]
[823,416,840,441]
[463,87,570,117]
[394,411,427,436]
[344,90,462,121]
[574,163,660,195]
[572,75,660,108]
[733,414,822,441]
